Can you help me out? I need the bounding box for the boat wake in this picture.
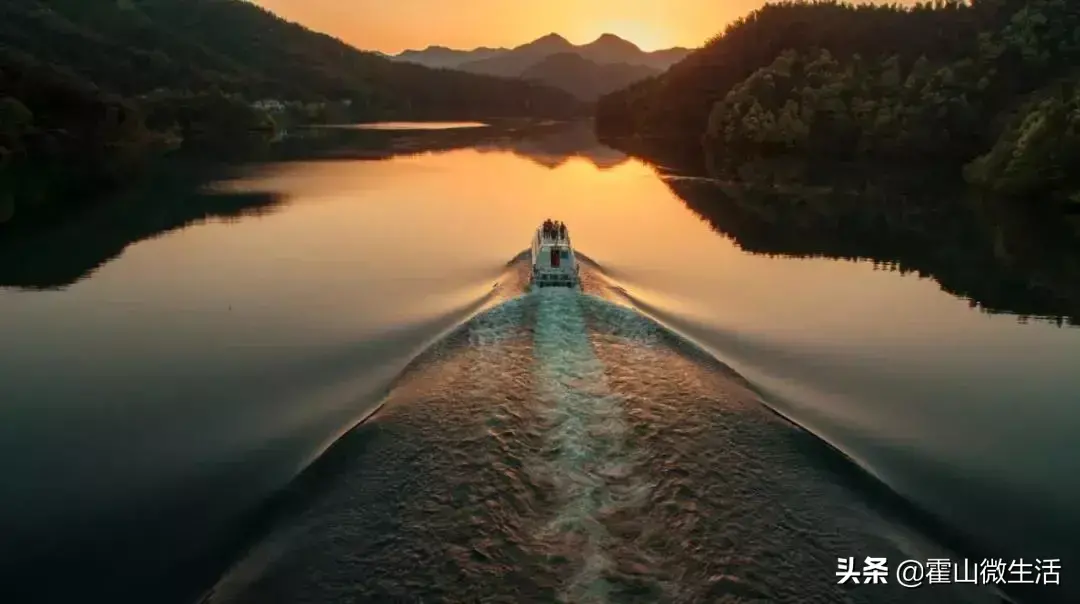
[530,288,655,602]
[199,253,1015,604]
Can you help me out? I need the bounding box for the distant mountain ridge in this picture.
[392,33,689,72]
[395,45,507,68]
[520,52,659,101]
[391,33,688,101]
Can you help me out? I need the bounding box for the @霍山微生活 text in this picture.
[835,556,1060,588]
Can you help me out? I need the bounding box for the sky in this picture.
[250,0,815,53]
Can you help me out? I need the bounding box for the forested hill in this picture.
[597,0,985,140]
[0,0,584,230]
[0,0,583,118]
[595,0,1080,214]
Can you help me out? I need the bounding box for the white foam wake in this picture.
[530,288,648,603]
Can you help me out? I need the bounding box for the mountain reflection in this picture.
[652,157,1080,326]
[0,120,621,290]
[287,119,628,169]
[5,121,1078,328]
[0,162,285,291]
[303,120,628,169]
[477,121,629,170]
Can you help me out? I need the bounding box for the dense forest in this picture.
[0,0,584,229]
[596,0,1080,222]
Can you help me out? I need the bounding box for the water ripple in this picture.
[531,288,658,602]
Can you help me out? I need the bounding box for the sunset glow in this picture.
[249,0,818,52]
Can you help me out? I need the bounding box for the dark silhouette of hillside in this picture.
[396,33,690,73]
[595,0,1080,222]
[390,33,687,106]
[0,0,586,232]
[454,33,688,77]
[572,34,687,70]
[521,53,659,101]
[0,0,582,115]
[596,1,986,140]
[458,34,576,76]
[395,45,508,69]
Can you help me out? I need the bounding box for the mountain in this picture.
[595,0,1080,230]
[394,33,690,77]
[0,0,583,117]
[392,33,689,100]
[394,45,507,69]
[576,33,649,66]
[455,34,575,77]
[0,0,585,231]
[520,53,658,101]
[580,35,691,70]
[457,33,689,77]
[646,47,694,68]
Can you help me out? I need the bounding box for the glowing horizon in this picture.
[251,0,910,54]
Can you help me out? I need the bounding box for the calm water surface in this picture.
[1,122,1077,604]
[347,121,489,130]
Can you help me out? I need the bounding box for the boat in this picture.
[530,221,580,288]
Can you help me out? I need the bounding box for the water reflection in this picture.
[5,125,1077,320]
[611,145,1080,327]
[478,121,629,170]
[346,121,489,130]
[0,163,284,290]
[3,122,1080,604]
[0,121,626,290]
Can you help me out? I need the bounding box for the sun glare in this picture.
[590,19,671,51]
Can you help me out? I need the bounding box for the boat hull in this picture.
[531,278,579,288]
[530,267,580,288]
[530,223,580,289]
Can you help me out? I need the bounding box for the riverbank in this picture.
[0,0,586,234]
[0,61,280,233]
[0,117,583,237]
[0,119,587,290]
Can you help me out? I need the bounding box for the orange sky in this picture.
[252,0,911,54]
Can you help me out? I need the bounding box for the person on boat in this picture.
[558,222,567,240]
[543,219,553,239]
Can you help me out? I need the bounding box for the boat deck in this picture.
[531,224,579,288]
[536,232,571,245]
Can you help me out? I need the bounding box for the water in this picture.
[340,121,489,130]
[1,121,1077,604]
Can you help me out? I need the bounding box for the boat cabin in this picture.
[530,221,579,288]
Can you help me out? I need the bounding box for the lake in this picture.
[1,121,1077,604]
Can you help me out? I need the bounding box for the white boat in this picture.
[530,221,580,288]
